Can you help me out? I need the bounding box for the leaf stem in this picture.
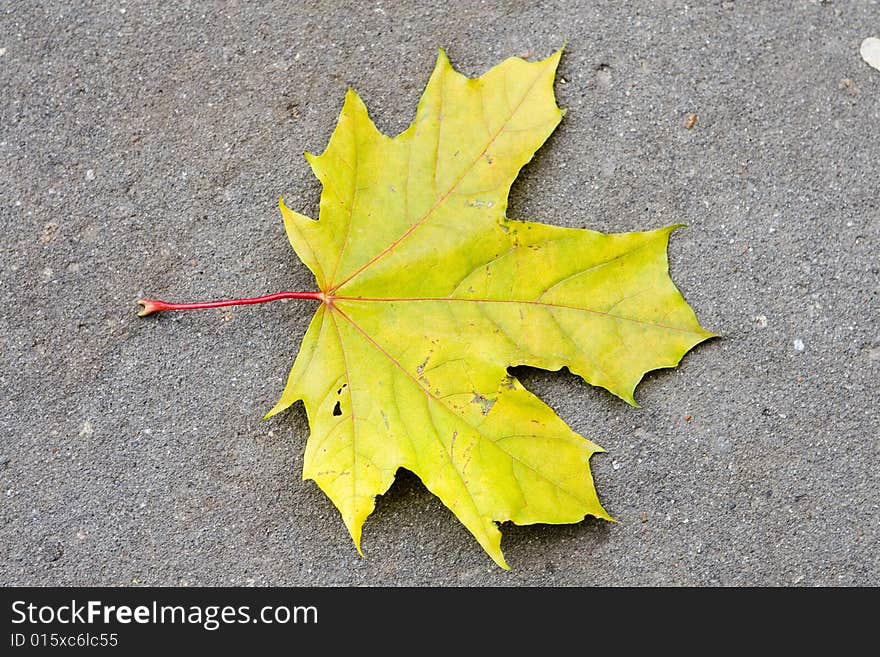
[137,291,324,316]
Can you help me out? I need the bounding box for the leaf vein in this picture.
[333,306,600,509]
[336,295,706,336]
[536,236,662,301]
[330,56,557,293]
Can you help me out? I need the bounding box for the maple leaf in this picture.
[139,48,714,568]
[261,49,714,569]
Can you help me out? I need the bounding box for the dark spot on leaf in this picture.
[500,374,517,390]
[332,401,342,416]
[471,392,497,415]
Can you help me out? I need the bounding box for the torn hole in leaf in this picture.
[332,401,342,416]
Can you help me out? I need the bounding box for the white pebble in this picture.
[85,168,95,180]
[793,338,805,352]
[861,37,880,72]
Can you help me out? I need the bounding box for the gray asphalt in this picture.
[2,1,878,586]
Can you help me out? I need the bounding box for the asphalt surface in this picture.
[2,1,878,586]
